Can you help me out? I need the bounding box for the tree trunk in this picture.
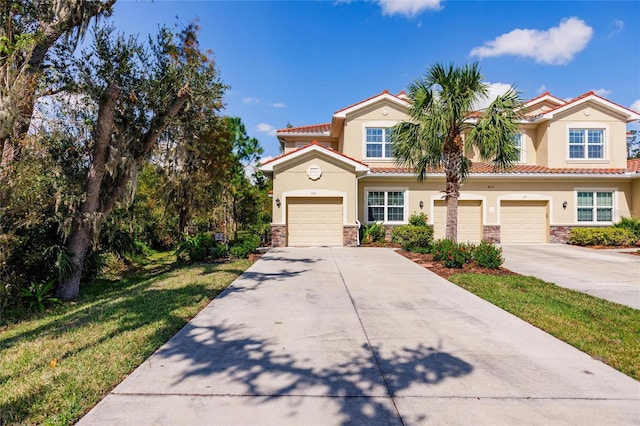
[56,83,121,300]
[443,135,464,242]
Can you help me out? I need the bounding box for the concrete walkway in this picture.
[501,244,640,310]
[79,248,640,425]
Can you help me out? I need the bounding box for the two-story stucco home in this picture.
[259,90,640,247]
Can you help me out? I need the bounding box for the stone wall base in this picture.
[343,226,358,247]
[271,224,286,247]
[483,225,500,243]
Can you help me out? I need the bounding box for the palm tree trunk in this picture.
[443,135,464,242]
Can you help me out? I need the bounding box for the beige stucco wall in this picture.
[543,102,629,169]
[282,137,335,153]
[631,178,640,218]
[271,153,358,225]
[341,100,409,167]
[357,176,633,226]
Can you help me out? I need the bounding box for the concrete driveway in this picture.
[501,244,640,310]
[79,248,639,425]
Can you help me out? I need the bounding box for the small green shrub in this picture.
[19,280,60,312]
[431,239,474,268]
[613,217,640,241]
[406,245,430,254]
[472,240,504,269]
[391,225,433,250]
[569,227,636,246]
[229,232,261,259]
[175,232,219,263]
[408,212,428,227]
[361,222,386,244]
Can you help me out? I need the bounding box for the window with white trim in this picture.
[514,132,524,162]
[569,128,604,159]
[577,191,613,222]
[366,190,405,223]
[365,128,393,158]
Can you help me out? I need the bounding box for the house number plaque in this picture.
[307,165,322,181]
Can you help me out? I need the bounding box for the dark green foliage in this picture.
[175,233,226,263]
[361,222,386,244]
[408,212,428,227]
[229,231,261,259]
[431,239,474,268]
[472,240,504,269]
[18,280,61,312]
[613,217,640,241]
[391,225,433,250]
[569,227,636,246]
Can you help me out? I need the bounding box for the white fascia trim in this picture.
[541,95,640,122]
[260,144,369,172]
[275,131,330,138]
[334,93,410,118]
[523,94,565,108]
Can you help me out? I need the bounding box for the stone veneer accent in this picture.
[483,225,500,244]
[271,224,286,247]
[549,225,590,244]
[343,225,358,247]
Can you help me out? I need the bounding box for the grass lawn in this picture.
[449,273,640,381]
[0,252,253,425]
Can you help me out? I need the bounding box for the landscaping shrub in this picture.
[361,222,386,244]
[431,239,474,268]
[408,212,428,227]
[391,225,433,250]
[569,227,636,247]
[229,232,261,259]
[472,240,504,269]
[175,232,222,262]
[613,217,640,242]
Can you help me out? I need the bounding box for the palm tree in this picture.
[392,62,522,242]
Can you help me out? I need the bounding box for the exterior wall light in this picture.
[419,200,424,209]
[276,198,281,208]
[562,201,567,209]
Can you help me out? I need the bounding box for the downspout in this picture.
[356,174,366,246]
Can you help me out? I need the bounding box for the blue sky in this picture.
[111,0,640,160]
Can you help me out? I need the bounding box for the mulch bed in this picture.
[397,250,518,280]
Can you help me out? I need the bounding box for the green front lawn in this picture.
[449,273,640,381]
[0,253,252,425]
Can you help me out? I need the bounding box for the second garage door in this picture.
[287,197,343,247]
[500,200,548,243]
[433,200,483,243]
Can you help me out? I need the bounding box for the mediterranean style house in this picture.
[259,90,640,247]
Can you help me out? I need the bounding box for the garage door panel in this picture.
[501,201,548,243]
[287,197,343,246]
[433,200,482,243]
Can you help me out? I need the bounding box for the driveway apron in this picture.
[501,244,640,310]
[79,248,639,425]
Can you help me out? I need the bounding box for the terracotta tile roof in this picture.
[277,123,331,134]
[627,158,640,172]
[369,162,634,175]
[260,141,369,168]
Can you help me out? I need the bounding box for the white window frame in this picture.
[514,132,525,163]
[364,187,408,224]
[574,188,616,224]
[362,121,397,160]
[566,123,609,162]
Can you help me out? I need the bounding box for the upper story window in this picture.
[514,133,525,163]
[365,128,393,159]
[569,128,605,159]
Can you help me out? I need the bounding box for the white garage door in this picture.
[501,201,548,243]
[433,200,483,243]
[287,197,343,247]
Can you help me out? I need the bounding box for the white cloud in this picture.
[256,122,277,137]
[609,19,624,37]
[631,99,640,113]
[592,88,611,97]
[472,82,513,111]
[376,0,442,17]
[537,85,547,94]
[270,102,287,108]
[242,97,260,105]
[470,17,593,65]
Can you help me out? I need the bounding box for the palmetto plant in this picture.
[392,62,522,241]
[19,279,61,312]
